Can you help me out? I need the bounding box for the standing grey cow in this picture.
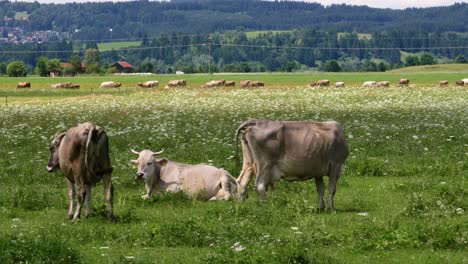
[131,149,237,201]
[47,122,114,220]
[235,119,349,210]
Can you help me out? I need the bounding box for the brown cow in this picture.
[310,80,330,87]
[17,82,31,88]
[167,79,186,87]
[51,82,80,89]
[239,80,251,88]
[455,80,465,86]
[399,79,410,85]
[376,81,390,87]
[224,81,236,87]
[439,80,449,86]
[249,81,264,87]
[47,122,114,220]
[235,119,349,210]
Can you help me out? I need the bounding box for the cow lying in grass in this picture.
[131,149,237,201]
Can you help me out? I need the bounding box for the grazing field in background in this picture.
[0,73,466,263]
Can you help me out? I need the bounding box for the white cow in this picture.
[335,82,345,88]
[100,81,121,88]
[363,81,376,87]
[131,149,237,201]
[138,81,159,88]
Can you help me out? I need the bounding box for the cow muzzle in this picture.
[135,172,146,179]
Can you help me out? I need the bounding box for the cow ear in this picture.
[131,160,138,168]
[55,132,66,143]
[155,158,168,167]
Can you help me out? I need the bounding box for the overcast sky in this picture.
[17,0,467,9]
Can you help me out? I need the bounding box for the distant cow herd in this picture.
[15,78,468,90]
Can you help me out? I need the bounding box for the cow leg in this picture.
[66,179,75,220]
[73,185,85,220]
[103,174,114,219]
[236,167,253,201]
[84,184,92,218]
[255,165,271,200]
[328,164,343,210]
[314,177,325,210]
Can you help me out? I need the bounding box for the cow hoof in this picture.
[141,195,149,200]
[66,214,73,220]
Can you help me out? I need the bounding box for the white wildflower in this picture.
[231,242,246,252]
[357,212,368,216]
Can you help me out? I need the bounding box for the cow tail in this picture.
[234,119,256,163]
[85,125,96,171]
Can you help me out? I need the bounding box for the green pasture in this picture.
[14,11,29,20]
[97,41,142,51]
[0,73,466,263]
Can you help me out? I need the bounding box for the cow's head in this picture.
[130,149,167,180]
[47,133,66,172]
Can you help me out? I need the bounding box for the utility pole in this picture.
[208,36,212,75]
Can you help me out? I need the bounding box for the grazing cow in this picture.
[235,119,349,210]
[249,81,264,87]
[202,80,225,88]
[167,79,186,87]
[138,81,159,88]
[239,80,251,88]
[363,81,376,87]
[100,81,122,88]
[439,80,449,86]
[399,79,410,85]
[224,81,236,87]
[376,81,390,87]
[17,82,31,88]
[131,149,237,201]
[455,80,465,86]
[51,82,80,89]
[47,122,114,220]
[310,80,330,87]
[335,82,345,88]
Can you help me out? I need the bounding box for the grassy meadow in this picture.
[0,72,467,263]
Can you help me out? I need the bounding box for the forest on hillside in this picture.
[1,0,467,39]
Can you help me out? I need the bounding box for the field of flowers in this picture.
[0,79,466,263]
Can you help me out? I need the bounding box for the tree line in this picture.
[1,28,467,75]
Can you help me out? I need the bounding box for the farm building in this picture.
[112,61,134,73]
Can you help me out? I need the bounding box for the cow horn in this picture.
[153,149,164,156]
[131,149,140,155]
